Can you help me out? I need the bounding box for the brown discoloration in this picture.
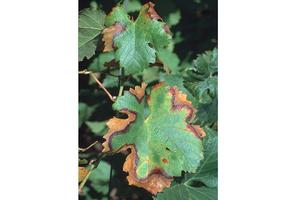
[102,23,124,52]
[163,24,171,34]
[151,82,165,92]
[169,86,196,121]
[162,158,168,164]
[187,125,206,139]
[79,167,89,183]
[123,145,172,195]
[145,2,162,21]
[129,82,147,102]
[102,109,136,152]
[168,85,206,139]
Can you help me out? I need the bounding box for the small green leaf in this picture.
[126,0,142,13]
[88,52,115,72]
[85,121,107,136]
[143,67,159,83]
[189,48,218,80]
[79,103,97,128]
[89,161,113,194]
[157,49,180,74]
[167,10,181,27]
[186,76,218,104]
[79,6,106,61]
[103,74,119,88]
[197,97,218,127]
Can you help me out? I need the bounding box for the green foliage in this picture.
[85,121,107,136]
[81,161,113,200]
[156,127,217,200]
[105,3,171,74]
[79,5,106,61]
[79,0,217,199]
[109,83,204,178]
[167,10,181,27]
[79,103,97,128]
[87,52,114,72]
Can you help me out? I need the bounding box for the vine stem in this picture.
[117,67,125,97]
[79,141,98,152]
[79,164,95,193]
[79,70,115,102]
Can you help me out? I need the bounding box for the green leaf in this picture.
[186,127,218,188]
[126,0,142,13]
[167,10,181,27]
[102,83,205,194]
[197,97,218,128]
[156,127,217,200]
[104,3,171,74]
[157,49,180,74]
[186,76,218,104]
[143,67,160,83]
[102,74,119,88]
[79,103,97,128]
[89,161,112,194]
[88,52,115,72]
[79,7,106,61]
[188,48,218,80]
[156,184,217,200]
[85,121,107,136]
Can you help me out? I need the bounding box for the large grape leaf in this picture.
[156,127,218,200]
[79,6,106,61]
[102,82,205,194]
[102,2,172,74]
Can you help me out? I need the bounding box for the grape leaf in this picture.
[167,10,181,27]
[102,2,171,74]
[156,184,217,200]
[187,48,218,81]
[79,103,97,128]
[186,127,218,187]
[102,82,205,194]
[88,52,115,72]
[126,0,142,13]
[79,7,106,61]
[185,48,218,105]
[156,127,218,200]
[157,49,180,74]
[186,77,218,104]
[86,121,107,136]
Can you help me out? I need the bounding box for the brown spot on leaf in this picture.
[123,145,172,194]
[162,158,168,164]
[102,23,124,52]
